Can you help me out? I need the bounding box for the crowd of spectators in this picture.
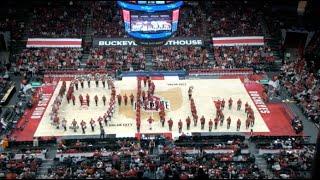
[0,16,26,41]
[91,1,126,38]
[251,136,305,150]
[15,48,83,73]
[88,47,146,71]
[206,1,263,37]
[44,137,267,179]
[280,58,320,125]
[152,46,209,70]
[213,45,275,68]
[27,1,90,38]
[0,152,42,179]
[176,2,206,37]
[264,145,315,179]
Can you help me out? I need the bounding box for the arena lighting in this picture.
[117,0,183,46]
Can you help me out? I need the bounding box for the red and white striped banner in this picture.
[26,38,82,48]
[212,36,264,46]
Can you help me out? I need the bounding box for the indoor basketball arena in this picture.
[0,0,319,179]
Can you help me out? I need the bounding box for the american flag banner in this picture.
[26,38,82,48]
[212,36,264,46]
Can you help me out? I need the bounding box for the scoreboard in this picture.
[117,0,183,46]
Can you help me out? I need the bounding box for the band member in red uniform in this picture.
[136,118,141,132]
[102,77,106,88]
[80,120,87,134]
[143,77,147,87]
[220,112,225,126]
[186,116,191,130]
[86,94,90,106]
[209,119,213,132]
[107,78,112,89]
[80,79,84,89]
[103,113,108,126]
[178,119,183,133]
[72,94,75,105]
[247,106,253,117]
[98,116,103,128]
[227,116,231,129]
[67,93,71,104]
[79,94,83,105]
[236,119,241,131]
[102,95,106,106]
[130,93,134,106]
[221,99,225,110]
[249,113,255,127]
[62,118,67,131]
[216,108,222,119]
[168,118,173,131]
[90,118,95,132]
[244,102,249,112]
[214,117,219,130]
[193,114,198,127]
[200,115,205,130]
[160,116,165,127]
[71,119,78,132]
[123,94,128,106]
[94,95,99,106]
[237,99,242,111]
[228,98,233,110]
[111,87,116,97]
[147,116,154,130]
[54,115,60,129]
[147,78,152,89]
[95,77,99,87]
[117,94,122,106]
[87,78,91,88]
[155,100,159,111]
[75,80,79,90]
[188,87,192,100]
[246,117,250,129]
[142,91,146,102]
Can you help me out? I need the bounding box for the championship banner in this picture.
[93,37,203,47]
[212,36,264,46]
[26,38,82,48]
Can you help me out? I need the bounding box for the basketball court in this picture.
[33,76,270,139]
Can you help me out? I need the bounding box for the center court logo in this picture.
[134,96,170,112]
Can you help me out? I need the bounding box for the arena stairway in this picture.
[145,47,154,71]
[37,144,57,178]
[248,139,275,178]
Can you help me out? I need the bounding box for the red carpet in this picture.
[244,82,300,136]
[10,85,56,142]
[254,103,302,136]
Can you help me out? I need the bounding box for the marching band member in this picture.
[90,118,96,132]
[236,118,241,131]
[186,116,191,130]
[71,119,78,132]
[168,118,173,131]
[80,120,87,134]
[102,95,106,106]
[62,118,67,131]
[86,94,90,106]
[147,116,154,130]
[209,119,213,132]
[178,119,183,133]
[237,99,242,111]
[228,98,233,110]
[94,95,99,106]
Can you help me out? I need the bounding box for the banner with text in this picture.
[27,38,82,48]
[212,36,264,46]
[93,37,203,47]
